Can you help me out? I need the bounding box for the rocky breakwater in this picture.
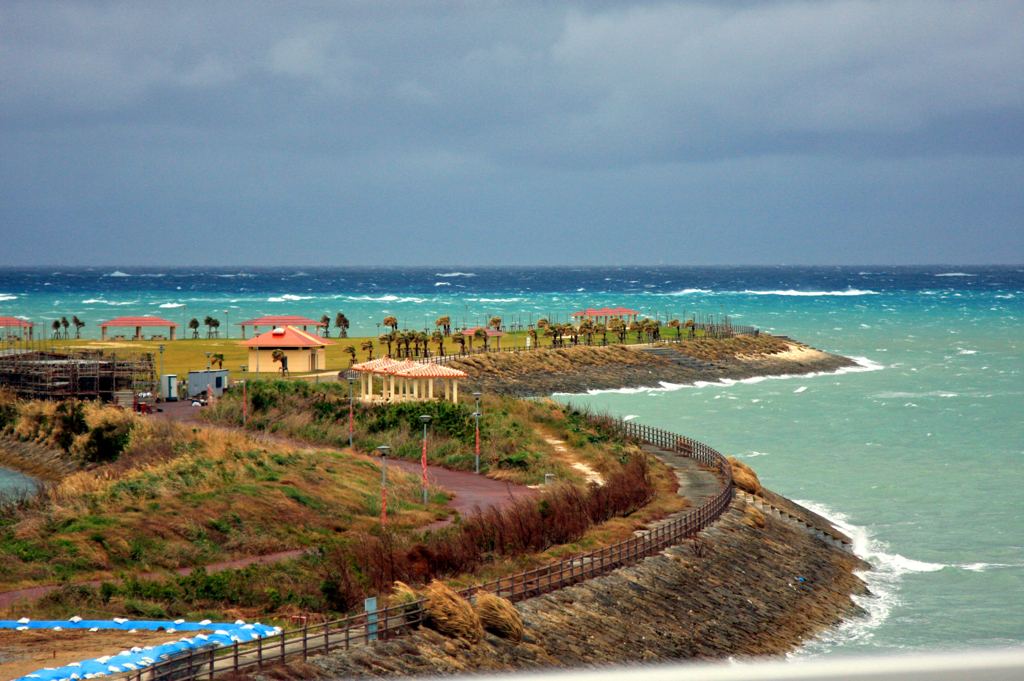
[448,335,856,397]
[307,494,870,677]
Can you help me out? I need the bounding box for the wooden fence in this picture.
[131,417,734,681]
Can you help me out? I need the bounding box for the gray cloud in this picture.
[0,0,1021,265]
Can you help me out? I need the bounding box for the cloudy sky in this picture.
[1,1,1021,266]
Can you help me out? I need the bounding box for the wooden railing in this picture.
[131,418,733,681]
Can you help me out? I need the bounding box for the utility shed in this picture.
[187,369,230,398]
[238,325,335,376]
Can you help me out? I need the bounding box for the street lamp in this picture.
[158,343,164,383]
[472,392,483,474]
[240,365,248,425]
[347,376,355,447]
[419,415,431,504]
[225,310,229,339]
[375,445,391,526]
[376,323,381,358]
[205,351,212,371]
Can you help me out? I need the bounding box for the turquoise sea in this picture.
[1,266,1022,657]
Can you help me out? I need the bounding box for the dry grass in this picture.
[726,457,762,495]
[423,580,484,642]
[742,503,767,529]
[474,591,523,641]
[448,344,656,380]
[665,335,791,362]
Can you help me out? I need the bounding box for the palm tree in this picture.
[684,319,695,338]
[543,326,558,347]
[527,328,538,348]
[211,353,224,369]
[579,319,594,345]
[335,313,349,338]
[435,315,451,336]
[72,316,84,339]
[204,315,215,339]
[60,316,70,339]
[402,331,414,358]
[537,317,549,329]
[669,318,681,340]
[488,316,502,332]
[595,323,608,345]
[51,320,60,339]
[360,339,375,360]
[321,315,331,338]
[189,318,200,339]
[452,332,466,355]
[431,330,445,357]
[271,349,288,376]
[473,327,488,351]
[382,316,398,332]
[415,331,429,357]
[343,344,357,365]
[380,332,394,357]
[210,318,221,338]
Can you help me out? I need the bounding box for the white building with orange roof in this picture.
[239,325,335,375]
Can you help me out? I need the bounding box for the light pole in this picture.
[347,376,355,448]
[205,351,211,371]
[158,343,164,382]
[375,445,391,526]
[240,365,248,425]
[225,310,229,339]
[376,323,381,358]
[472,392,482,474]
[419,414,431,504]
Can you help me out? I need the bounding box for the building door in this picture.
[310,351,317,371]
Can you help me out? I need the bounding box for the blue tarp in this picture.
[1,618,281,681]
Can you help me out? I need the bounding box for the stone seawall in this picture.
[309,496,871,678]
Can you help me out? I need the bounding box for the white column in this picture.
[428,379,434,399]
[453,379,458,404]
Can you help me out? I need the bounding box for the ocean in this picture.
[1,265,1022,657]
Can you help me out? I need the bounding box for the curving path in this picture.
[0,403,537,610]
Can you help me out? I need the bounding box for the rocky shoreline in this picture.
[451,338,857,397]
[307,495,870,678]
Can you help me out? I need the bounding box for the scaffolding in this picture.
[0,343,155,401]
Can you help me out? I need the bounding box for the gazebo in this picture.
[237,315,327,339]
[351,357,467,403]
[0,317,36,341]
[239,326,335,375]
[461,326,506,350]
[570,307,641,327]
[99,316,180,341]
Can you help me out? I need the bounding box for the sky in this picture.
[1,0,1021,266]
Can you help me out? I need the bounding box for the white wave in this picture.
[159,303,185,309]
[435,282,451,286]
[0,294,17,302]
[105,271,132,277]
[345,295,428,303]
[273,294,314,301]
[996,293,1015,299]
[958,562,1024,572]
[956,348,977,355]
[139,273,165,278]
[81,299,138,305]
[735,451,770,458]
[789,500,947,659]
[870,390,958,399]
[934,272,976,277]
[665,288,712,296]
[793,386,807,393]
[622,414,640,421]
[742,289,879,297]
[467,298,523,303]
[435,272,477,277]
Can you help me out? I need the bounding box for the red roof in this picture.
[571,307,639,316]
[239,325,335,347]
[237,315,325,327]
[0,317,35,328]
[99,316,180,327]
[462,326,506,336]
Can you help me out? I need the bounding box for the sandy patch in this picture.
[543,438,605,486]
[0,629,211,681]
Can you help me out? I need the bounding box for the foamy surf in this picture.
[788,500,948,659]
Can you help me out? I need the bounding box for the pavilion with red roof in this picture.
[239,325,335,375]
[350,357,467,403]
[99,316,180,341]
[569,307,641,327]
[237,315,326,339]
[0,317,36,341]
[461,326,506,349]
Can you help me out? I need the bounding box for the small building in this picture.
[99,316,181,341]
[0,317,36,341]
[187,369,230,398]
[461,326,506,349]
[238,325,335,375]
[350,357,468,404]
[236,315,327,339]
[569,307,641,327]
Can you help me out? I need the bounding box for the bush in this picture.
[81,420,133,463]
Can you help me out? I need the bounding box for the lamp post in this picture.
[205,351,211,370]
[158,343,164,386]
[419,414,431,504]
[376,323,381,358]
[225,310,229,339]
[240,365,248,425]
[375,445,391,526]
[347,376,355,447]
[472,392,482,474]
